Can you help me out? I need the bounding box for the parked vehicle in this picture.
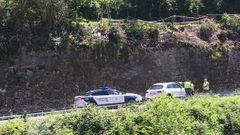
[145,82,186,99]
[74,87,142,107]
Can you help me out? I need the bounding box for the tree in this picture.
[185,0,203,16]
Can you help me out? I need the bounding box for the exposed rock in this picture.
[0,45,239,114]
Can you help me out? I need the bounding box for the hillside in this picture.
[0,17,240,114]
[0,0,240,114]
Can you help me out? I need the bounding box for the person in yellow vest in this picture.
[203,78,210,93]
[184,80,193,96]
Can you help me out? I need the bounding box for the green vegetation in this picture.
[185,0,203,15]
[206,44,232,61]
[199,20,218,41]
[0,96,239,135]
[220,13,240,33]
[1,0,240,60]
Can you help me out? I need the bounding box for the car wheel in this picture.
[167,93,173,97]
[127,99,137,104]
[88,102,97,106]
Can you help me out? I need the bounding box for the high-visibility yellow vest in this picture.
[184,82,192,89]
[203,81,209,90]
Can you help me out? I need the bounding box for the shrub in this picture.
[108,26,126,43]
[0,96,239,135]
[0,119,27,135]
[185,0,204,15]
[187,97,224,134]
[127,21,152,39]
[211,51,222,61]
[99,18,110,32]
[218,44,232,54]
[220,13,240,33]
[206,44,232,61]
[26,115,74,135]
[65,106,137,135]
[71,18,98,36]
[215,97,240,134]
[199,21,217,41]
[135,97,195,134]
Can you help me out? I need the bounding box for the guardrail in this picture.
[0,104,121,121]
[0,109,73,121]
[110,15,207,24]
[108,14,240,25]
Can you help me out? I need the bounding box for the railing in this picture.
[108,14,239,25]
[0,109,73,121]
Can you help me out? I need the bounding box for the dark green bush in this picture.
[126,21,154,39]
[199,21,217,41]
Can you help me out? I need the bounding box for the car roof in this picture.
[152,82,177,85]
[87,87,118,93]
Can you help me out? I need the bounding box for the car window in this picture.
[113,90,121,95]
[91,91,109,96]
[150,85,163,89]
[173,84,182,88]
[167,84,182,89]
[108,90,115,95]
[107,89,121,95]
[167,84,174,88]
[85,91,93,96]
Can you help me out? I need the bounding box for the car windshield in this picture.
[113,90,122,95]
[84,88,122,96]
[150,85,163,89]
[84,91,94,96]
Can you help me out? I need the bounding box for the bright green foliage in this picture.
[136,97,195,134]
[163,0,176,7]
[211,51,222,61]
[187,97,223,134]
[127,22,161,39]
[0,96,239,135]
[26,115,74,135]
[71,18,99,36]
[220,13,240,33]
[0,119,27,135]
[206,44,232,61]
